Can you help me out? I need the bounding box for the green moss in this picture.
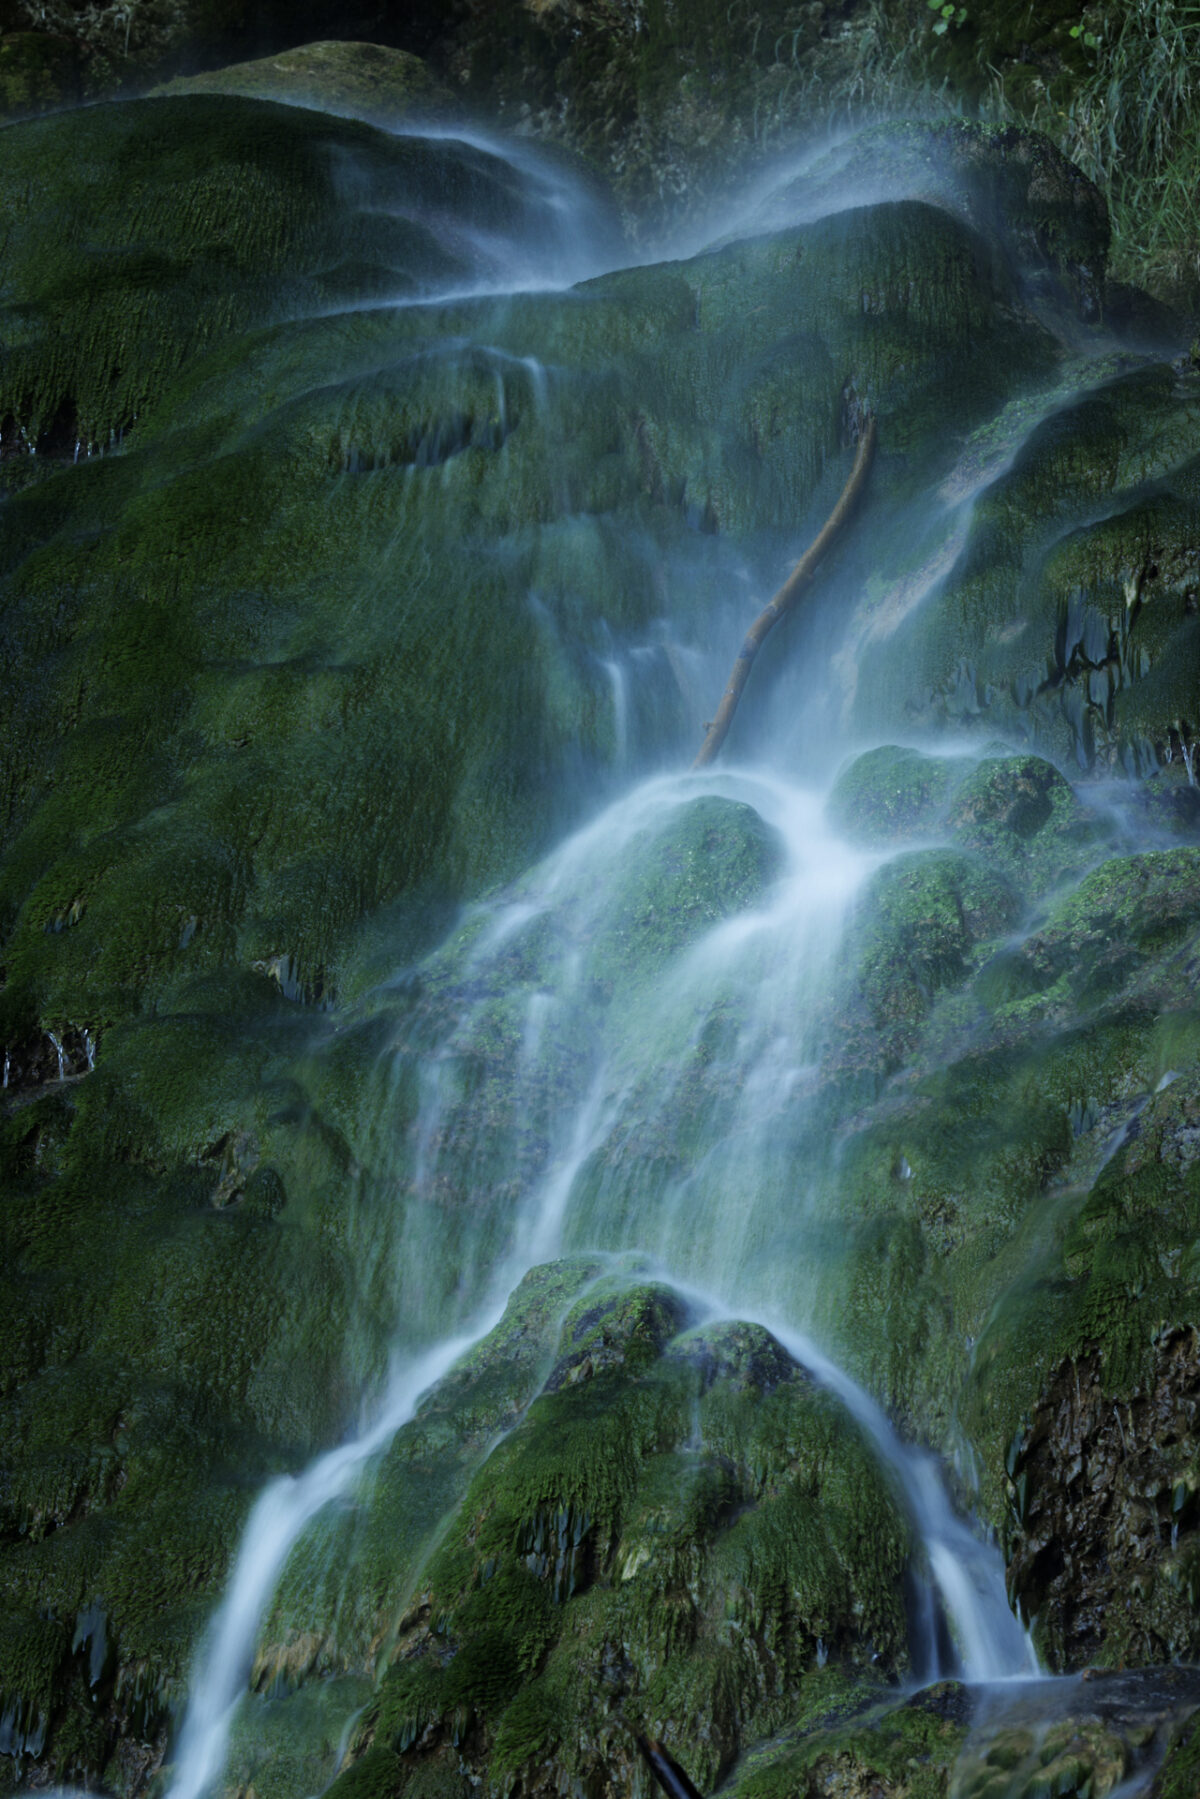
[0,96,536,447]
[724,1685,968,1799]
[1009,848,1200,1010]
[0,1609,67,1759]
[325,1292,914,1797]
[5,85,1200,1799]
[151,43,454,126]
[1155,1716,1200,1799]
[853,365,1200,767]
[827,746,957,845]
[838,847,1020,1071]
[321,1745,405,1799]
[759,119,1110,319]
[590,798,785,985]
[489,1674,564,1777]
[945,755,1107,898]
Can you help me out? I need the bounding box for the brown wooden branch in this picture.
[692,412,878,769]
[636,1737,705,1799]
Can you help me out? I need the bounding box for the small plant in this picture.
[1068,15,1104,53]
[927,0,968,37]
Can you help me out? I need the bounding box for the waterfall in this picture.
[161,759,1039,1799]
[143,120,1080,1799]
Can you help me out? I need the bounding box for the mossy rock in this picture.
[722,1680,968,1799]
[945,753,1106,898]
[840,847,1020,1056]
[151,42,453,125]
[985,846,1200,1015]
[826,749,1106,901]
[827,745,957,844]
[1156,1712,1200,1799]
[331,1288,914,1799]
[0,95,549,447]
[588,796,785,987]
[4,89,1200,1799]
[252,1259,609,1695]
[747,119,1110,323]
[851,363,1200,771]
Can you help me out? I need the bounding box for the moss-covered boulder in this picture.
[746,120,1111,324]
[944,754,1105,897]
[250,1260,614,1695]
[315,1283,914,1799]
[826,745,957,845]
[0,94,563,453]
[826,748,1106,903]
[772,809,1200,1509]
[981,847,1200,1017]
[589,796,785,985]
[151,42,453,125]
[836,848,1021,1072]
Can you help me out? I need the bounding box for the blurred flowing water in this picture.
[153,120,1114,1799]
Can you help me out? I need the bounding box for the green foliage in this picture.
[1006,0,1200,308]
[927,0,968,38]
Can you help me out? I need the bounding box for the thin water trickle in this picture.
[165,1330,492,1799]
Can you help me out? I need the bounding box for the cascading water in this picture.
[136,121,1090,1799]
[160,759,1038,1799]
[123,104,1200,1799]
[11,68,1200,1799]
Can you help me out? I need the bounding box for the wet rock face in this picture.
[1007,1331,1200,1670]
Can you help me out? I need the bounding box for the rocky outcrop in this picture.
[1006,1330,1200,1669]
[307,1276,912,1799]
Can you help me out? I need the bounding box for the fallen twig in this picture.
[692,412,877,768]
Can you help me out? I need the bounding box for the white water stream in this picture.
[148,118,1069,1799]
[162,759,1038,1799]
